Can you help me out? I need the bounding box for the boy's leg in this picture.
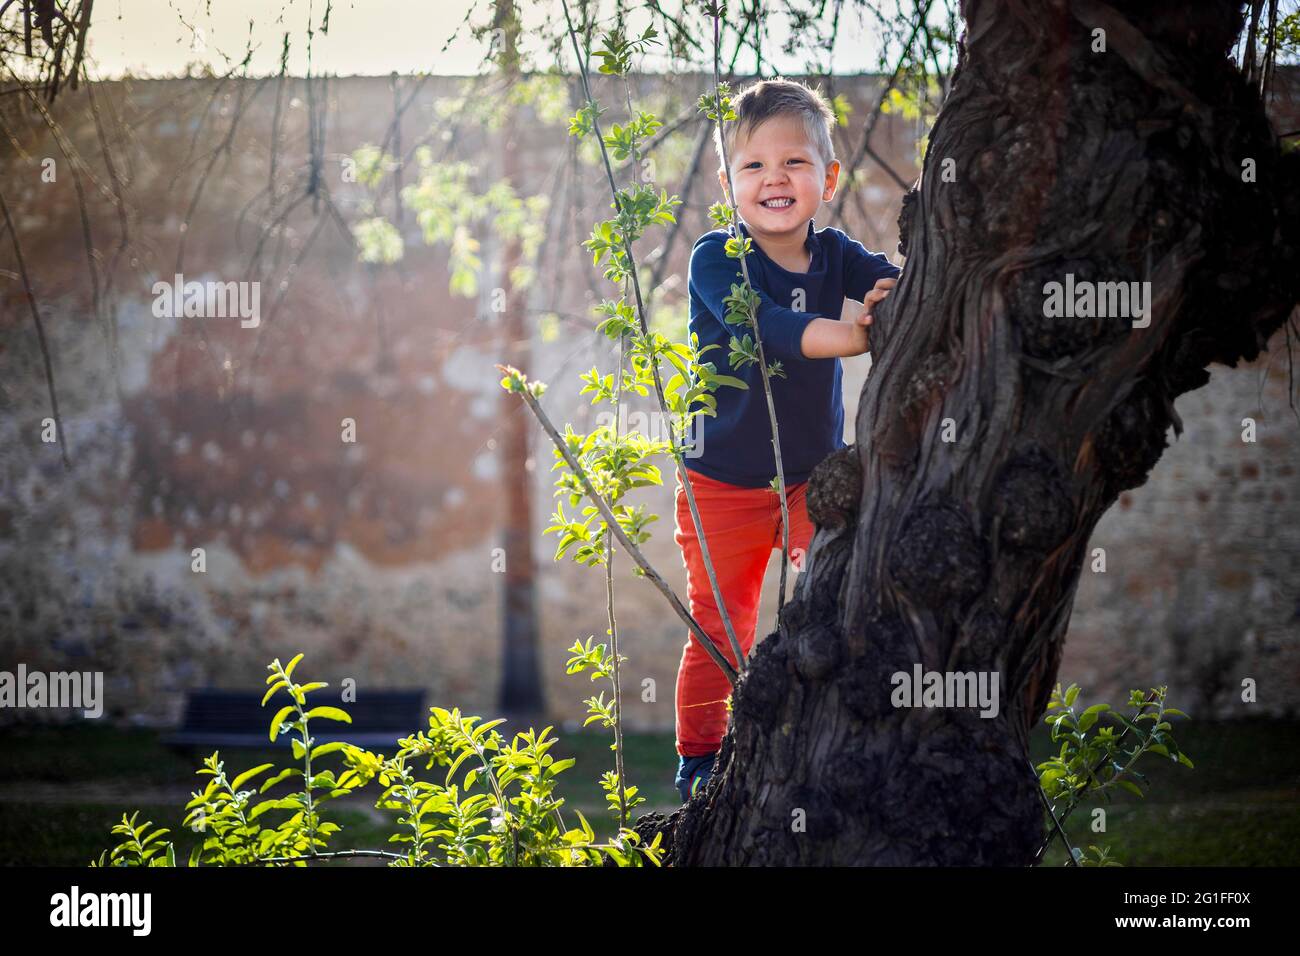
[673,467,777,758]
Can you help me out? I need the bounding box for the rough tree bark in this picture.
[638,0,1299,865]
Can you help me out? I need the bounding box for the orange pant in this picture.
[673,466,814,757]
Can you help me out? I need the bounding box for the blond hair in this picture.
[713,77,837,177]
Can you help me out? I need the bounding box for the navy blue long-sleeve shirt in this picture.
[685,217,900,487]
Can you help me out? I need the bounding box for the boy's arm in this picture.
[798,230,899,359]
[799,315,870,359]
[689,236,827,363]
[798,276,896,358]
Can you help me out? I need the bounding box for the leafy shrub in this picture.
[1034,683,1193,865]
[93,653,662,867]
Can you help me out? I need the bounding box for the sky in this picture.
[83,0,924,79]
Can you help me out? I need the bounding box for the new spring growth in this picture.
[498,365,548,399]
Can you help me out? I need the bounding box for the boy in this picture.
[674,78,900,801]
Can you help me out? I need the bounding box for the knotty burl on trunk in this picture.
[635,0,1299,865]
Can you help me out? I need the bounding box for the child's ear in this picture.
[718,167,730,200]
[822,159,841,201]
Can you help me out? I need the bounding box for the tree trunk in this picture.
[496,0,545,717]
[642,0,1298,865]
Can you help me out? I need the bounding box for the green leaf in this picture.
[231,764,275,791]
[269,705,295,742]
[664,349,690,379]
[259,767,303,792]
[284,653,305,679]
[1117,779,1144,798]
[253,796,302,815]
[311,741,349,760]
[1114,714,1147,737]
[708,374,748,389]
[445,749,475,786]
[304,706,352,724]
[1078,703,1109,733]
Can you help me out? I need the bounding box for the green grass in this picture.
[0,802,389,868]
[1,719,1295,866]
[0,721,682,865]
[0,723,210,786]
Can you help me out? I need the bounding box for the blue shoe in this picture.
[675,751,718,802]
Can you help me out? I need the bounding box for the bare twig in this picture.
[84,74,128,402]
[500,366,739,685]
[14,77,106,387]
[645,118,709,293]
[1,188,71,470]
[606,331,629,830]
[255,848,414,865]
[828,0,934,227]
[176,74,271,273]
[1026,754,1078,867]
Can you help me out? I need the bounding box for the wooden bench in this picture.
[164,688,427,752]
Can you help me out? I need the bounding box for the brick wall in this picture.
[0,71,1296,730]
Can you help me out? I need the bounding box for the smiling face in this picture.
[720,113,840,244]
